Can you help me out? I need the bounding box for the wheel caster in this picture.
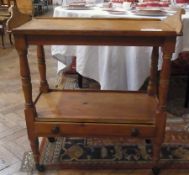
[36,164,45,172]
[152,167,160,175]
[48,137,56,143]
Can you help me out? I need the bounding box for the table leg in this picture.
[15,38,41,168]
[37,45,49,93]
[152,51,172,166]
[147,46,159,96]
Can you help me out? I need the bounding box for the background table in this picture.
[52,6,189,90]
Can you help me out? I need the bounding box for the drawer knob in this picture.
[131,128,139,137]
[51,126,60,134]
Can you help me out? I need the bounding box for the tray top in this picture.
[12,9,184,37]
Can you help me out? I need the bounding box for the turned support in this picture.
[147,46,159,96]
[30,135,40,165]
[16,42,33,109]
[152,51,172,162]
[15,36,40,165]
[37,45,49,93]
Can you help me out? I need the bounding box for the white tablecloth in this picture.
[52,6,189,90]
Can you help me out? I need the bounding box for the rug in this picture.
[21,126,189,172]
[20,73,189,172]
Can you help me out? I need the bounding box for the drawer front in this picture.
[34,122,156,138]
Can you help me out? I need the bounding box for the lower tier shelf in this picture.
[35,90,158,125]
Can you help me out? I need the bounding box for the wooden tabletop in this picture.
[13,9,184,37]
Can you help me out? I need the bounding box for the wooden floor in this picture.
[0,6,189,175]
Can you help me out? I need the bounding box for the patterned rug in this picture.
[20,73,189,172]
[21,126,189,172]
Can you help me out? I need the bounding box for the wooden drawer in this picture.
[34,122,156,138]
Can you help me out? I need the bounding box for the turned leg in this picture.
[147,46,159,96]
[152,49,172,171]
[31,137,40,165]
[37,45,49,93]
[152,139,162,162]
[24,107,43,171]
[32,138,45,172]
[158,52,172,107]
[15,38,44,170]
[151,137,162,175]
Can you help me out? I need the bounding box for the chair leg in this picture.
[184,73,189,108]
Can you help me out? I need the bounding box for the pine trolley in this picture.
[13,10,184,174]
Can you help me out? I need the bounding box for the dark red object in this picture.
[171,51,189,108]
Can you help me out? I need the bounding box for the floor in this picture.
[0,5,189,175]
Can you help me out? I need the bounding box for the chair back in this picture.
[16,0,33,15]
[6,0,32,33]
